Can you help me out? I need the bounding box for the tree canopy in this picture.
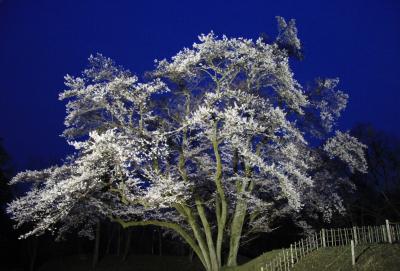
[7,17,367,271]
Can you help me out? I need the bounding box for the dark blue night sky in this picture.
[0,0,399,170]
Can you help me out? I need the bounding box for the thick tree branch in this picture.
[111,216,207,268]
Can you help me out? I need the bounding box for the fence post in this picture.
[340,228,344,246]
[312,234,315,250]
[392,224,396,242]
[372,226,376,243]
[382,225,387,242]
[368,226,372,243]
[397,224,400,242]
[363,226,366,243]
[286,249,290,270]
[282,250,287,271]
[333,229,336,246]
[290,244,294,267]
[322,229,326,247]
[351,240,355,266]
[386,219,392,244]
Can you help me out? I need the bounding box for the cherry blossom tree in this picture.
[8,17,367,271]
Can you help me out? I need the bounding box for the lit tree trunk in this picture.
[227,167,253,267]
[226,193,248,266]
[212,122,228,269]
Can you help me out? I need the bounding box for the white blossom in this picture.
[324,131,368,173]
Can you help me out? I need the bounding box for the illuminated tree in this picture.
[8,17,367,270]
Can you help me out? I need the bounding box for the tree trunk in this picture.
[158,228,162,256]
[116,225,121,256]
[188,247,194,262]
[106,222,115,255]
[122,228,132,261]
[226,199,247,267]
[151,228,155,255]
[227,177,251,267]
[29,236,38,271]
[92,222,101,269]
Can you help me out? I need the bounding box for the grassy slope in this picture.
[37,244,400,271]
[225,249,284,271]
[292,244,400,271]
[236,244,400,271]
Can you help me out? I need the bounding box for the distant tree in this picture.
[0,139,18,268]
[0,138,10,189]
[347,124,400,224]
[0,138,12,229]
[7,17,367,271]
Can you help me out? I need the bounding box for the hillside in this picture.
[236,244,400,271]
[292,244,400,271]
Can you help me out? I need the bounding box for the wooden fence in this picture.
[259,219,400,271]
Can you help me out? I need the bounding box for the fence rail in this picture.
[259,219,400,271]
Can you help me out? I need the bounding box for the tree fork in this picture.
[175,204,213,271]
